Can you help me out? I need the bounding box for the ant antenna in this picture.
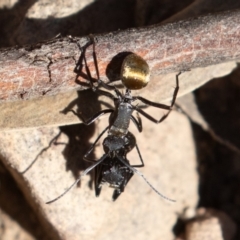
[46,154,108,204]
[116,155,176,202]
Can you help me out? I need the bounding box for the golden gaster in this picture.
[120,54,150,90]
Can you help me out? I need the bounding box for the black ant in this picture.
[46,36,181,203]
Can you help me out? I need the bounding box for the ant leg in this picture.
[95,163,103,197]
[68,109,113,126]
[89,35,123,98]
[135,107,170,124]
[130,113,142,132]
[88,35,110,90]
[70,35,98,91]
[136,112,142,132]
[71,35,120,97]
[90,34,100,81]
[134,72,181,124]
[94,88,117,100]
[97,80,123,98]
[68,36,94,84]
[46,154,108,204]
[74,37,121,100]
[83,126,109,162]
[131,143,144,168]
[82,45,98,91]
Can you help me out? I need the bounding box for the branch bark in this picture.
[0,10,239,103]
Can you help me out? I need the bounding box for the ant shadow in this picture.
[21,121,96,189]
[59,123,96,188]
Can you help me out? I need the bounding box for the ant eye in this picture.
[120,53,150,90]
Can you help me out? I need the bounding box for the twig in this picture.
[0,10,239,102]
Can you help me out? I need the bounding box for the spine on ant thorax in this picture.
[108,103,134,137]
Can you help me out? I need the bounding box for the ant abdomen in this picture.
[121,53,150,90]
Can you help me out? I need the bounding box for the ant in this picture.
[46,36,181,203]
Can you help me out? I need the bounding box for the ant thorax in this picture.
[108,102,134,137]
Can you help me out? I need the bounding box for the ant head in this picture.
[120,53,150,90]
